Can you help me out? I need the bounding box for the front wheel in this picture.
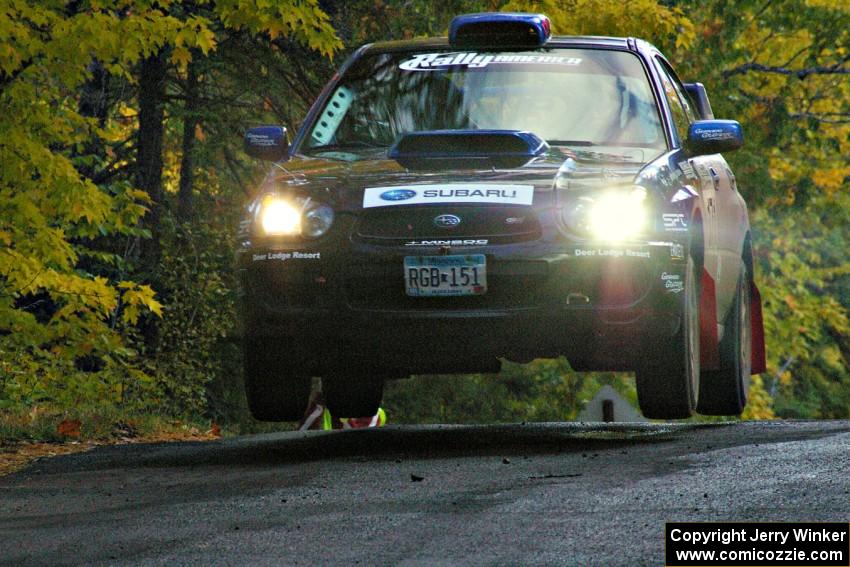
[635,255,700,419]
[697,261,751,415]
[243,337,311,422]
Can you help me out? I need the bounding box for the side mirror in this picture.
[683,82,714,120]
[686,120,743,156]
[244,125,288,161]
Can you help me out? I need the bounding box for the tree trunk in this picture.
[136,51,168,275]
[136,51,168,350]
[178,58,200,221]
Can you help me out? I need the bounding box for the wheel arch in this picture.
[691,207,720,371]
[742,231,755,283]
[742,231,767,374]
[689,207,705,270]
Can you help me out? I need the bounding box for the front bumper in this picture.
[236,236,688,374]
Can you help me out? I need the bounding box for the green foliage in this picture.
[384,360,636,424]
[145,207,239,418]
[672,0,850,418]
[752,193,850,418]
[501,0,695,48]
[0,0,339,432]
[674,0,850,209]
[0,0,168,415]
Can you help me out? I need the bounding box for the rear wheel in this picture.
[635,255,700,419]
[243,337,311,421]
[697,262,751,415]
[323,373,384,418]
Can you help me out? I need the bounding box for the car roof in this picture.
[362,35,634,55]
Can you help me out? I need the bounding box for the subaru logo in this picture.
[380,189,417,201]
[434,214,461,228]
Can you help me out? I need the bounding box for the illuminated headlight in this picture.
[588,189,647,241]
[257,195,334,238]
[260,196,301,235]
[562,187,647,242]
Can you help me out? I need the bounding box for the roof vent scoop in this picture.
[388,129,549,170]
[449,12,551,48]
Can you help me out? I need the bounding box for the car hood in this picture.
[264,147,651,212]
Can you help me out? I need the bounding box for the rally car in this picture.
[236,12,766,421]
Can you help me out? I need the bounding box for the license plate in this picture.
[404,255,487,297]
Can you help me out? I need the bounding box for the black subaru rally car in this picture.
[237,13,766,421]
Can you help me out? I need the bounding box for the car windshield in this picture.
[303,47,666,154]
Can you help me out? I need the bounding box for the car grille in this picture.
[354,205,541,245]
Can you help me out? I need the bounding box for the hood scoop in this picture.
[388,129,549,170]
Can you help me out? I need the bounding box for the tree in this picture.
[675,0,850,418]
[0,0,339,417]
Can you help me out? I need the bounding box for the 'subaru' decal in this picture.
[363,184,534,208]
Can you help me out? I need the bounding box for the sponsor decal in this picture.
[404,239,488,247]
[726,166,738,191]
[433,214,461,228]
[252,251,321,262]
[399,52,582,72]
[380,189,417,201]
[662,213,688,232]
[693,127,736,141]
[677,160,695,179]
[504,216,525,225]
[671,186,697,203]
[669,242,685,260]
[694,163,714,187]
[244,131,280,148]
[363,184,534,208]
[574,248,651,259]
[662,272,684,293]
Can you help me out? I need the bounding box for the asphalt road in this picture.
[1,421,849,566]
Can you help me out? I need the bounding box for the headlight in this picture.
[302,204,335,238]
[260,196,301,235]
[561,186,647,242]
[257,194,334,239]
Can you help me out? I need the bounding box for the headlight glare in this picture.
[561,187,647,242]
[588,189,646,242]
[260,196,301,235]
[256,194,334,238]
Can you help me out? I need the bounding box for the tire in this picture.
[243,337,311,421]
[697,261,751,415]
[636,254,700,419]
[323,373,384,418]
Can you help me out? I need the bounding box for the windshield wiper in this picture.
[547,140,597,147]
[307,141,387,151]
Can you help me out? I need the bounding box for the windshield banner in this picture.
[399,52,582,71]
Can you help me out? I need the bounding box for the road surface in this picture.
[2,421,849,566]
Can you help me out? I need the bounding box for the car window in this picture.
[303,48,666,153]
[654,57,695,145]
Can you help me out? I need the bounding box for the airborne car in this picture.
[237,13,766,421]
